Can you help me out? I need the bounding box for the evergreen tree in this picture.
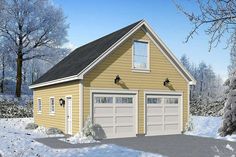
[219,71,236,136]
[180,54,224,116]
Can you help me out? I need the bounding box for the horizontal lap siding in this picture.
[33,81,80,134]
[84,28,189,133]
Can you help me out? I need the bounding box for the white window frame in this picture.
[49,97,55,115]
[132,39,150,72]
[37,98,42,114]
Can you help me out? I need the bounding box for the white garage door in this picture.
[146,94,181,135]
[93,93,136,139]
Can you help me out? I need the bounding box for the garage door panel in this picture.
[94,107,113,116]
[164,124,179,131]
[116,107,133,115]
[147,106,163,115]
[94,117,113,126]
[164,106,178,114]
[116,116,133,124]
[164,115,179,123]
[116,126,134,134]
[102,126,114,137]
[147,124,163,134]
[147,115,162,123]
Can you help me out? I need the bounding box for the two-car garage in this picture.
[92,91,182,139]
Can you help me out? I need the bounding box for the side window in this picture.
[38,98,42,113]
[49,97,55,113]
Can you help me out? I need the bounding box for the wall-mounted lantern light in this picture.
[59,98,65,107]
[114,75,121,84]
[163,78,170,87]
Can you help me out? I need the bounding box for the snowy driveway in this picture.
[36,134,236,157]
[0,118,162,157]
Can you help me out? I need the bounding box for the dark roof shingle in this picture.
[33,20,142,85]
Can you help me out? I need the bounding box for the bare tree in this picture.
[25,47,70,84]
[175,0,236,51]
[0,0,68,97]
[0,39,13,93]
[0,42,5,93]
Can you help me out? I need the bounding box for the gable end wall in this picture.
[83,28,189,134]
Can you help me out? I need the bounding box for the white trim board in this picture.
[29,75,79,89]
[79,80,84,132]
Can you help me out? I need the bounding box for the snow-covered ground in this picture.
[186,116,236,142]
[0,118,163,157]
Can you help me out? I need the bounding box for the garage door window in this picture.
[95,97,113,104]
[164,98,178,104]
[147,97,162,104]
[115,97,133,104]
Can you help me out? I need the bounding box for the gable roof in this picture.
[32,20,142,86]
[30,20,196,89]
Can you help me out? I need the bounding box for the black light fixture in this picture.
[163,78,170,87]
[114,75,121,84]
[59,98,65,107]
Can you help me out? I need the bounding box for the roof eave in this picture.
[29,75,80,89]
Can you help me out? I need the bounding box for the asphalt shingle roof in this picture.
[33,20,142,85]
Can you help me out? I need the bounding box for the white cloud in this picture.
[62,42,78,51]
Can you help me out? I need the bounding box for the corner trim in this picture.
[79,80,84,132]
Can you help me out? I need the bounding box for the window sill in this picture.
[49,112,55,116]
[132,69,150,73]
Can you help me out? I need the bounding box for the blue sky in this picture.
[53,0,230,80]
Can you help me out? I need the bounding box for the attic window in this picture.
[132,40,149,71]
